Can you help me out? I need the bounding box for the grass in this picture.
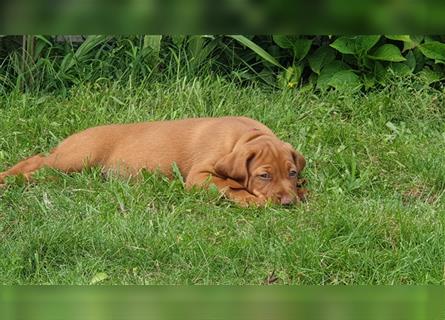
[0,76,444,284]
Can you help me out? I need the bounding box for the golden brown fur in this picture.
[0,116,307,206]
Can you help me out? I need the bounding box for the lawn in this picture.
[0,77,444,284]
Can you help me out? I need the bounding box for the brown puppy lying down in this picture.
[0,116,307,206]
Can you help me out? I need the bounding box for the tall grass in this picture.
[0,36,200,93]
[0,35,262,94]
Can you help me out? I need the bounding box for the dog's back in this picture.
[1,116,274,182]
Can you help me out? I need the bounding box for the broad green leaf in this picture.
[330,37,356,54]
[273,36,312,61]
[327,70,362,91]
[229,35,283,68]
[368,44,406,62]
[292,39,312,61]
[330,36,380,55]
[385,35,421,52]
[308,47,336,74]
[321,60,350,74]
[356,35,381,53]
[410,35,424,45]
[385,35,412,42]
[317,60,350,89]
[272,35,294,49]
[402,41,418,52]
[419,41,445,63]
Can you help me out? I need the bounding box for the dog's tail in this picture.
[0,154,46,184]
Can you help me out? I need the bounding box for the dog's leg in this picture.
[0,154,46,184]
[185,170,266,206]
[0,150,89,184]
[0,131,106,184]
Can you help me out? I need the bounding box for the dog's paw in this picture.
[231,193,265,207]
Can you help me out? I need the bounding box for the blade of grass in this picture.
[228,35,284,69]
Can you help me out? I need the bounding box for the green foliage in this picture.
[229,35,445,90]
[317,61,356,90]
[330,36,380,55]
[419,41,445,63]
[368,44,406,62]
[308,47,336,75]
[0,35,445,93]
[272,35,312,62]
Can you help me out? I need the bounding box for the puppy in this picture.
[0,116,307,206]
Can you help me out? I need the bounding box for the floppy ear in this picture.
[285,143,306,173]
[293,150,306,172]
[214,148,256,186]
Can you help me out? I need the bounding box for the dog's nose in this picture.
[280,195,293,205]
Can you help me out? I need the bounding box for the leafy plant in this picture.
[227,35,445,90]
[0,35,444,93]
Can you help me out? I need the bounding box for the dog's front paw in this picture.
[235,194,268,207]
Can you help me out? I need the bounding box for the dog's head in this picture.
[215,131,306,205]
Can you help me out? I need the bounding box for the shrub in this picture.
[0,35,444,93]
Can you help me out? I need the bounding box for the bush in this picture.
[0,35,444,93]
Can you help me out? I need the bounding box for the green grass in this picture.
[0,76,444,284]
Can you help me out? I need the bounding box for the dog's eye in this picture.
[289,170,298,178]
[258,173,271,180]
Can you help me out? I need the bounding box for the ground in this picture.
[0,77,444,284]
